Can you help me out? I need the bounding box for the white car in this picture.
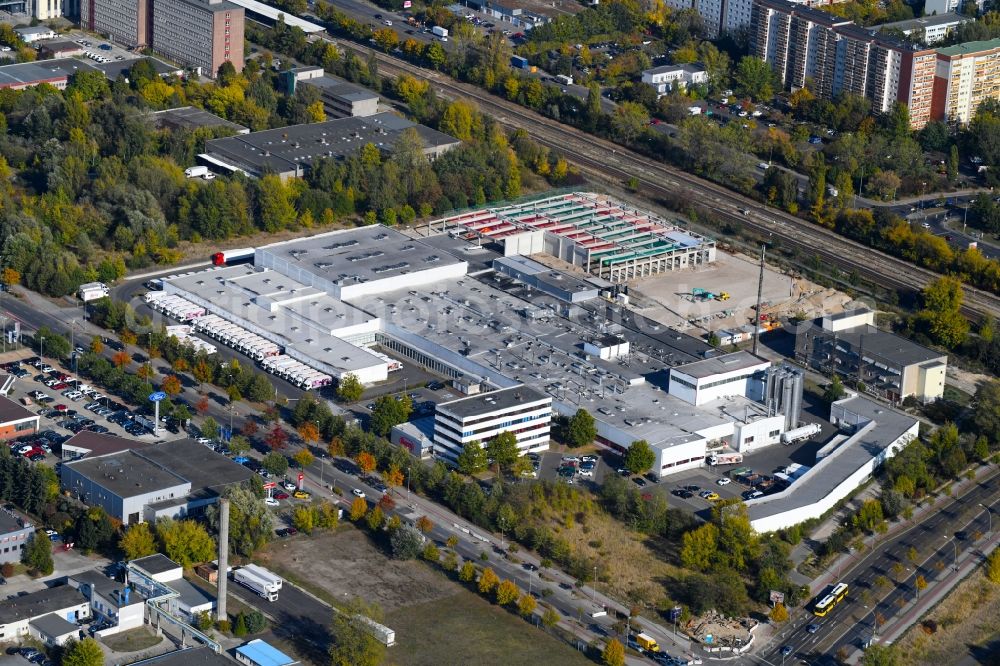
[283,481,296,491]
[578,468,593,478]
[758,162,770,170]
[561,456,580,463]
[352,488,366,498]
[716,477,732,486]
[264,497,279,507]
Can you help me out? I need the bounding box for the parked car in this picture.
[293,490,311,500]
[273,492,289,500]
[352,488,366,498]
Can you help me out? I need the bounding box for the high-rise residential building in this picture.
[151,0,244,78]
[79,0,242,77]
[751,0,924,113]
[81,0,150,48]
[753,0,1000,128]
[933,39,1000,125]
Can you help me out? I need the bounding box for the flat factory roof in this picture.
[204,112,459,176]
[236,640,298,666]
[139,439,253,499]
[671,350,767,380]
[0,58,97,87]
[130,647,233,666]
[0,585,85,625]
[259,226,466,289]
[64,451,189,498]
[303,74,379,103]
[131,554,181,576]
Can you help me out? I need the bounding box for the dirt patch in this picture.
[893,570,1000,665]
[100,627,164,653]
[255,525,462,613]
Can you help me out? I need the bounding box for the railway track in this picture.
[333,36,1000,320]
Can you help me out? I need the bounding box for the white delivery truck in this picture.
[184,166,209,178]
[233,564,282,601]
[555,74,574,86]
[432,25,448,39]
[707,452,743,466]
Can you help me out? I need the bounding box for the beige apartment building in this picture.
[933,39,1000,125]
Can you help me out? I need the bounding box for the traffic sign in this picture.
[148,391,167,402]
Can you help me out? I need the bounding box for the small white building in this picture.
[77,282,109,302]
[641,64,709,95]
[434,385,552,461]
[236,640,299,666]
[14,26,56,43]
[582,335,630,360]
[128,554,215,621]
[390,418,434,459]
[69,570,146,636]
[0,585,91,645]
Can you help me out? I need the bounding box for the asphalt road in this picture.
[748,470,1000,664]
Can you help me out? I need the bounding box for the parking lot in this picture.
[0,350,174,462]
[60,31,140,65]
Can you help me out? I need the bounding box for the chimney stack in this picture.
[216,499,230,622]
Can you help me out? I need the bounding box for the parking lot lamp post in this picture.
[592,566,598,606]
[39,335,44,364]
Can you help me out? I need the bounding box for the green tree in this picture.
[228,435,251,457]
[610,101,649,143]
[861,645,900,666]
[390,526,424,560]
[458,560,476,582]
[292,505,315,534]
[824,375,846,403]
[262,451,289,477]
[22,533,53,575]
[624,439,655,474]
[486,431,519,471]
[565,409,597,448]
[257,175,297,232]
[602,638,625,666]
[201,417,219,441]
[336,373,364,402]
[370,395,413,436]
[61,638,104,666]
[329,599,385,666]
[157,519,216,567]
[541,606,560,628]
[917,276,969,347]
[680,523,719,572]
[734,56,775,101]
[119,522,157,560]
[457,440,488,475]
[206,484,273,557]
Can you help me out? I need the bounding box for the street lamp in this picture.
[39,335,44,363]
[981,503,993,534]
[944,535,957,571]
[592,566,598,607]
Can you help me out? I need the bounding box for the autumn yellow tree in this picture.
[297,422,319,445]
[356,451,377,474]
[349,497,367,521]
[495,579,519,606]
[293,449,314,469]
[112,351,130,368]
[478,567,500,595]
[0,267,19,288]
[385,464,404,488]
[161,375,182,397]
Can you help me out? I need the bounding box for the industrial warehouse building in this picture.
[202,112,461,179]
[281,67,380,119]
[0,395,39,440]
[155,198,822,481]
[746,395,918,532]
[60,439,252,525]
[795,308,947,402]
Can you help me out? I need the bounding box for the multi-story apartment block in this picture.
[754,0,1000,128]
[934,39,1000,125]
[81,0,242,77]
[151,0,243,77]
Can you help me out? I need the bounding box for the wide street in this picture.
[748,467,1000,664]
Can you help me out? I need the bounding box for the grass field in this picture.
[384,590,591,666]
[894,569,1000,665]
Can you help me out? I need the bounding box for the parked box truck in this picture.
[432,25,448,38]
[233,564,282,601]
[555,74,573,85]
[510,55,529,69]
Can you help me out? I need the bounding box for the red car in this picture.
[53,404,68,412]
[273,492,290,500]
[22,447,44,458]
[51,382,68,391]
